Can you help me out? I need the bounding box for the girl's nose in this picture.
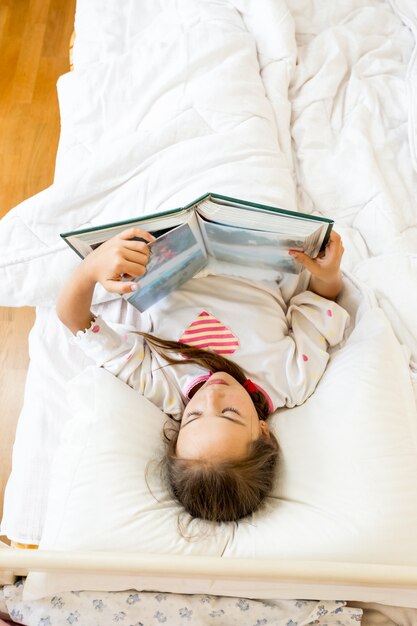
[204,386,225,408]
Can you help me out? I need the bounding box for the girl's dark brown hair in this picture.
[137,331,280,522]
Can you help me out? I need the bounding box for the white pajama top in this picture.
[71,275,349,419]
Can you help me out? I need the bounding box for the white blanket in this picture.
[289,0,417,369]
[1,0,417,570]
[1,0,416,371]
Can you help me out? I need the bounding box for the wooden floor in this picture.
[0,0,76,526]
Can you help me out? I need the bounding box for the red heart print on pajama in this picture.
[179,311,239,355]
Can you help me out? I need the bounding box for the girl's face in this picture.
[177,372,270,461]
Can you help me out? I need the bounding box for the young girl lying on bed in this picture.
[57,227,348,523]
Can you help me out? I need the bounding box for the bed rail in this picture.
[1,541,417,607]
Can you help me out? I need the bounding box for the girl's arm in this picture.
[56,263,96,334]
[288,230,344,300]
[281,290,349,408]
[56,228,155,335]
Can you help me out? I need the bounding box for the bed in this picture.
[1,1,417,625]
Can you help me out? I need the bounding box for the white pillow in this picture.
[24,308,417,600]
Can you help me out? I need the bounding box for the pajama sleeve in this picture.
[70,316,146,389]
[281,291,350,408]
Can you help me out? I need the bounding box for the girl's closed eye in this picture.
[185,411,202,418]
[184,408,240,421]
[222,407,241,416]
[182,409,246,431]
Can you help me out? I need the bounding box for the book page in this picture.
[196,198,323,236]
[197,215,302,275]
[303,224,329,257]
[126,217,207,312]
[62,209,192,258]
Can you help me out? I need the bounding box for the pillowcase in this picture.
[24,307,417,600]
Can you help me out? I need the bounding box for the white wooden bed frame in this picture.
[1,540,417,608]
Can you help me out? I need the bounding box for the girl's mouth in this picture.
[206,378,228,386]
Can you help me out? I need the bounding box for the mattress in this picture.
[1,0,417,612]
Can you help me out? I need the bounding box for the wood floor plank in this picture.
[43,0,72,59]
[4,0,29,41]
[28,0,52,26]
[12,23,46,103]
[0,0,76,217]
[0,7,8,42]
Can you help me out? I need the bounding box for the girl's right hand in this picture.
[82,228,156,295]
[288,230,344,283]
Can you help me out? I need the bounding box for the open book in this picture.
[61,193,333,312]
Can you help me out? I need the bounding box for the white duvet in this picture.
[1,0,417,565]
[1,0,416,364]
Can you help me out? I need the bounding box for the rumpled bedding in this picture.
[0,0,416,375]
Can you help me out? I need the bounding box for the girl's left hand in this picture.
[288,230,344,284]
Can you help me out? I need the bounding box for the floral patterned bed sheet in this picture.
[0,581,362,625]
